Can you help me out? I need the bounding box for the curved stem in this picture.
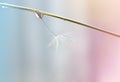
[0,2,120,37]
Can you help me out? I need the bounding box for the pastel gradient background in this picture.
[89,0,120,82]
[0,0,120,82]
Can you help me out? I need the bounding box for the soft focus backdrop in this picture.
[0,0,120,82]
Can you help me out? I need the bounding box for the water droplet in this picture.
[35,12,43,19]
[1,6,7,8]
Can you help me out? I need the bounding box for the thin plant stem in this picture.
[0,2,120,37]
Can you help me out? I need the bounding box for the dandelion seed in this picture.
[39,17,72,50]
[48,35,64,53]
[41,20,61,51]
[48,35,59,49]
[35,12,61,50]
[48,31,73,50]
[36,15,62,50]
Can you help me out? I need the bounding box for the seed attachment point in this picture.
[35,11,44,19]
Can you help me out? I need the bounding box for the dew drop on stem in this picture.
[35,12,43,19]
